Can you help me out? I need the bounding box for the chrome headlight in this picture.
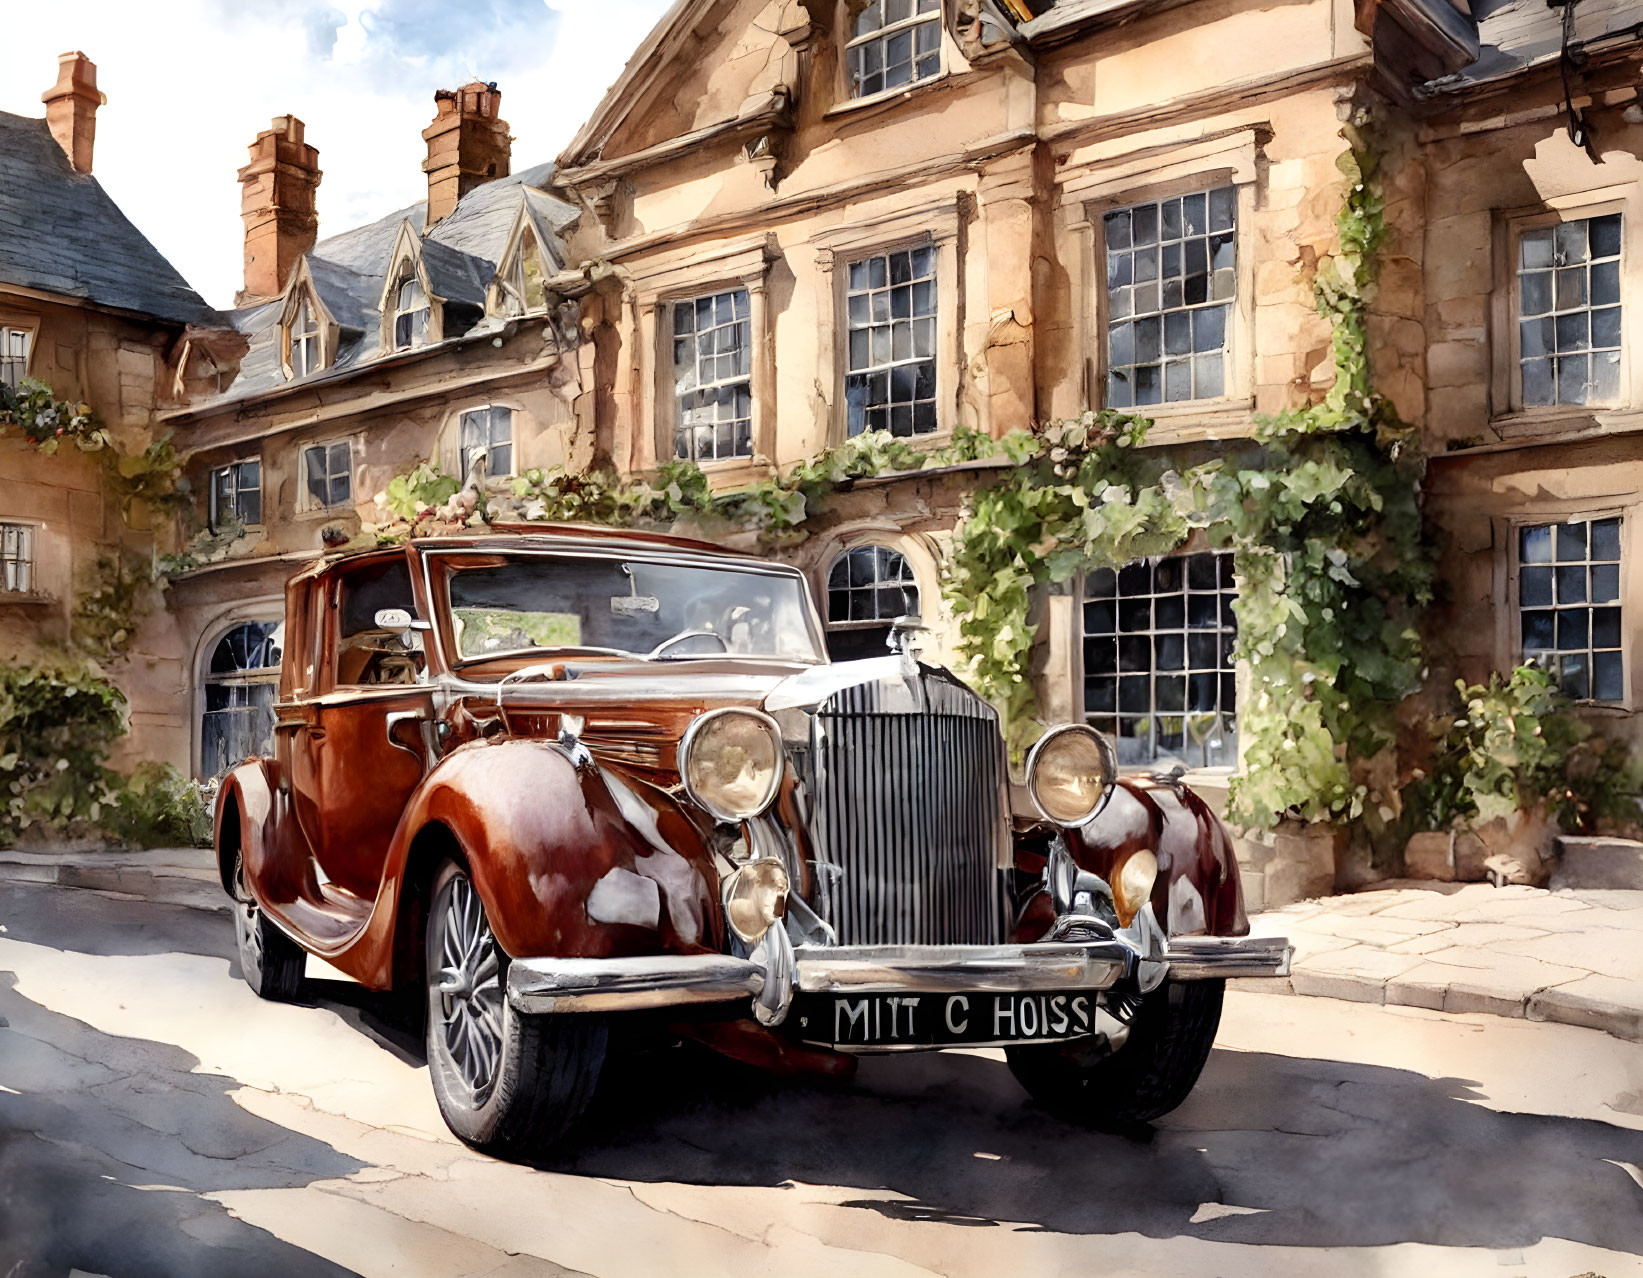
[680,708,783,824]
[1026,724,1117,827]
[724,857,789,943]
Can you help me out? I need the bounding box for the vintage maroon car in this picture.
[216,525,1289,1155]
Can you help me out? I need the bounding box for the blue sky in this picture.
[4,0,675,308]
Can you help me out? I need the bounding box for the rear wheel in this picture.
[233,862,305,1002]
[1006,980,1224,1128]
[424,860,606,1157]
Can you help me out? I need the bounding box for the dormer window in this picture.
[288,296,322,379]
[847,0,941,100]
[394,276,430,350]
[500,233,549,316]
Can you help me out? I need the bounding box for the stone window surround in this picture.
[295,436,358,518]
[812,194,965,450]
[0,315,40,387]
[280,281,337,381]
[636,234,779,477]
[1060,129,1261,444]
[1495,503,1635,712]
[1490,189,1637,432]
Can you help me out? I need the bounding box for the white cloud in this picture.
[1,0,673,310]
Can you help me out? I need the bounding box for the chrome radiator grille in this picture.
[808,679,1007,946]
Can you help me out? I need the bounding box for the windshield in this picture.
[437,553,825,663]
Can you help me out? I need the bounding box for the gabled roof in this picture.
[196,161,577,408]
[0,111,224,329]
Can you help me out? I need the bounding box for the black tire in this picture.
[233,867,306,1002]
[424,860,606,1157]
[1007,980,1224,1128]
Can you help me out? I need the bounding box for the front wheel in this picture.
[1007,980,1224,1128]
[424,860,606,1157]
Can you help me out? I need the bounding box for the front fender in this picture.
[1014,777,1248,941]
[384,738,725,965]
[215,759,279,899]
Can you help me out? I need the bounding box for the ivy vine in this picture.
[944,102,1431,831]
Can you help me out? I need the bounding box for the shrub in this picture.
[106,762,215,849]
[1412,664,1643,835]
[0,656,127,845]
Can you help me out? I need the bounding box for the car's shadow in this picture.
[15,885,1642,1257]
[306,968,1643,1257]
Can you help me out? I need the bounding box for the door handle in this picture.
[385,710,428,764]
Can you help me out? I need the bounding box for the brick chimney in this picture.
[236,116,322,304]
[41,52,104,175]
[421,82,511,229]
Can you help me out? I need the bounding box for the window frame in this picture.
[0,520,38,596]
[669,287,755,464]
[1074,548,1241,773]
[1085,175,1255,426]
[283,290,327,381]
[841,0,945,105]
[1505,508,1629,707]
[499,230,551,317]
[297,439,354,515]
[1494,199,1632,424]
[841,242,941,439]
[457,405,515,479]
[0,320,38,388]
[208,459,263,531]
[392,274,431,351]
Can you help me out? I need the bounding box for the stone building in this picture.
[0,53,236,767]
[13,3,1643,908]
[157,89,584,778]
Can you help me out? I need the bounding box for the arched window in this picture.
[393,275,430,349]
[201,621,282,779]
[825,545,919,661]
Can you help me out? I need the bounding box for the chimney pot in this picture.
[237,115,322,304]
[422,80,511,230]
[41,51,104,175]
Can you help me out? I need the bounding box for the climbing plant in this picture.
[943,101,1432,831]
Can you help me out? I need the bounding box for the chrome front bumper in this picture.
[505,933,1292,1015]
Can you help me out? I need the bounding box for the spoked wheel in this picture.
[424,860,607,1157]
[233,862,305,1001]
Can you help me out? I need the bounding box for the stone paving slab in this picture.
[1246,881,1643,1042]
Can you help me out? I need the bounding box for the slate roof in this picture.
[1419,0,1642,94]
[206,160,576,406]
[0,111,224,328]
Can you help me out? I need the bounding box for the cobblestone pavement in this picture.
[1244,882,1643,1042]
[3,880,1642,1277]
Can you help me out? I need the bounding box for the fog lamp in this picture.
[1026,724,1117,827]
[681,708,783,823]
[725,857,789,944]
[1113,849,1159,927]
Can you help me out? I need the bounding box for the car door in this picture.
[293,551,435,903]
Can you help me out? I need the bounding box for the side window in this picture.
[1517,516,1622,701]
[1,522,36,594]
[825,545,920,661]
[1516,214,1622,409]
[302,441,353,511]
[210,460,262,529]
[0,326,33,387]
[459,405,514,478]
[672,289,753,462]
[332,558,424,688]
[846,0,942,99]
[1083,550,1238,769]
[1103,187,1236,408]
[845,245,937,437]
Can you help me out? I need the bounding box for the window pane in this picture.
[1519,517,1626,700]
[1517,214,1623,406]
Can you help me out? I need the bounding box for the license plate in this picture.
[794,990,1098,1049]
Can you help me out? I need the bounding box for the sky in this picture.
[3,0,676,310]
